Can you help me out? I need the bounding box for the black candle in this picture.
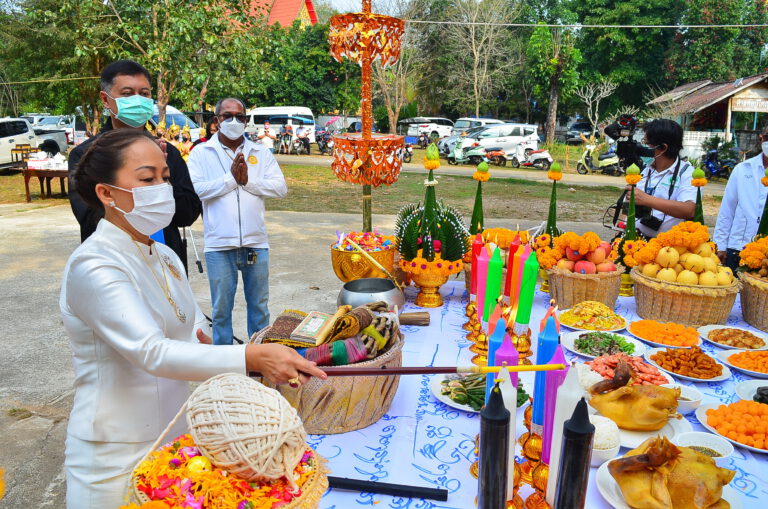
[553,397,595,509]
[478,381,509,509]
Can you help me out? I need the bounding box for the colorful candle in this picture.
[476,247,490,326]
[503,234,521,298]
[545,362,582,506]
[514,251,539,327]
[531,314,558,431]
[483,247,503,322]
[485,318,507,403]
[496,364,517,503]
[494,334,519,387]
[478,382,509,509]
[553,398,595,509]
[539,302,560,334]
[471,233,483,295]
[487,298,504,337]
[508,245,525,310]
[541,346,569,464]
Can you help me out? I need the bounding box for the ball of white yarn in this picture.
[186,373,307,483]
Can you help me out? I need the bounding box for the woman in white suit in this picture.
[60,129,326,508]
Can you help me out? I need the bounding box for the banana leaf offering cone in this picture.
[691,167,708,225]
[545,162,563,239]
[470,161,490,235]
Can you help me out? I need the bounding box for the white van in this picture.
[246,106,316,143]
[453,118,504,134]
[465,123,540,154]
[150,105,201,141]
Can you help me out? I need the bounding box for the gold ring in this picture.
[288,377,301,388]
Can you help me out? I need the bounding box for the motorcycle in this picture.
[417,132,430,149]
[575,142,621,175]
[317,130,335,155]
[447,141,488,165]
[400,143,413,163]
[485,147,507,166]
[291,136,310,155]
[278,133,293,154]
[508,145,553,170]
[702,148,735,179]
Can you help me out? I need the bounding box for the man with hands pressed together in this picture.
[188,98,288,345]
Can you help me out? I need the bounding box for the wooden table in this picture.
[23,168,68,202]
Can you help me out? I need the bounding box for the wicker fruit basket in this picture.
[547,266,623,310]
[740,271,768,332]
[251,327,403,434]
[630,267,741,327]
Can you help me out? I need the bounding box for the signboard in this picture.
[732,97,768,113]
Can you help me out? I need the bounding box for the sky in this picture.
[327,0,362,12]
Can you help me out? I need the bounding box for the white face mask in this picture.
[762,141,768,157]
[219,118,245,140]
[108,183,175,236]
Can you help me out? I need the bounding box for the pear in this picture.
[657,268,678,282]
[698,271,718,286]
[702,256,718,274]
[673,246,688,257]
[716,271,733,286]
[642,263,661,278]
[694,242,713,258]
[674,263,685,274]
[655,247,680,268]
[677,270,699,285]
[682,253,705,273]
[718,266,734,278]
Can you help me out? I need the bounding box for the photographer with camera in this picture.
[629,119,697,238]
[604,114,645,173]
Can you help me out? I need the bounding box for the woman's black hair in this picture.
[206,117,219,135]
[644,119,684,160]
[73,129,157,211]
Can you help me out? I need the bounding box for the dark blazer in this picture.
[67,118,202,273]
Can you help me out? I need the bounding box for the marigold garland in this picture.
[692,177,708,187]
[740,237,768,270]
[125,434,319,509]
[625,174,642,186]
[547,170,562,181]
[400,256,463,276]
[536,245,564,269]
[482,228,530,248]
[554,231,601,255]
[473,170,490,182]
[633,221,710,264]
[611,236,647,268]
[423,157,440,171]
[534,233,552,249]
[763,176,768,187]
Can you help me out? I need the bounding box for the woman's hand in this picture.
[245,343,327,386]
[196,328,212,344]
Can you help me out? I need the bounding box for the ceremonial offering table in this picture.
[22,161,68,202]
[316,281,768,508]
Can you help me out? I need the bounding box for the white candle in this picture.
[545,362,581,506]
[497,364,517,503]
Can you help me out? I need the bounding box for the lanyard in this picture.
[644,159,682,199]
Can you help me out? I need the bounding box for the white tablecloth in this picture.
[317,281,768,508]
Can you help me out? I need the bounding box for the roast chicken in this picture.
[589,360,680,431]
[608,436,735,509]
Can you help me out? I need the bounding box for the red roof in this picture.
[248,0,317,26]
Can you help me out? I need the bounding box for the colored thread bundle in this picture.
[300,337,369,366]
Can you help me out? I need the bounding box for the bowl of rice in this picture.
[589,414,620,467]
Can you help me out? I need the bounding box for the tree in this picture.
[526,25,581,144]
[574,78,618,138]
[445,0,523,117]
[0,69,19,116]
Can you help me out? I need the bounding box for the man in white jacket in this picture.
[188,98,288,344]
[714,128,768,273]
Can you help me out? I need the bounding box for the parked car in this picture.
[399,117,454,139]
[346,120,378,133]
[246,106,316,144]
[566,122,594,144]
[453,117,505,134]
[0,117,68,167]
[36,114,88,145]
[461,123,540,155]
[20,114,49,127]
[438,126,486,155]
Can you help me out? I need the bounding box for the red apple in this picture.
[586,248,607,264]
[599,241,612,255]
[565,247,584,261]
[596,261,617,273]
[556,259,575,271]
[574,260,597,274]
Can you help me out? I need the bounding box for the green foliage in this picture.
[526,25,582,102]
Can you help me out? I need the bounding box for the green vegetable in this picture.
[574,332,635,356]
[441,375,528,411]
[754,386,768,405]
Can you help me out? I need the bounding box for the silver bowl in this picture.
[337,278,405,310]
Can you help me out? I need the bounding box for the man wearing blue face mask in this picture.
[714,126,768,272]
[67,59,202,273]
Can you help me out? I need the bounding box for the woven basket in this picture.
[547,266,623,310]
[630,267,741,327]
[133,447,328,508]
[740,271,768,332]
[252,327,403,434]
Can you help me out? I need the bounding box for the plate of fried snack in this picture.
[586,359,690,449]
[559,301,626,332]
[596,436,740,509]
[715,349,768,379]
[646,346,732,382]
[698,325,768,350]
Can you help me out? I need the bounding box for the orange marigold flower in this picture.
[547,171,563,181]
[625,174,642,185]
[473,171,491,182]
[762,176,768,186]
[691,177,708,187]
[423,158,440,170]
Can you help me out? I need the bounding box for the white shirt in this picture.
[60,220,246,442]
[714,154,768,251]
[187,133,288,252]
[296,127,307,138]
[259,127,275,149]
[636,157,697,238]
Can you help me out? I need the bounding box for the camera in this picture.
[604,115,647,172]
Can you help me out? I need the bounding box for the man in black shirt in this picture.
[68,60,201,272]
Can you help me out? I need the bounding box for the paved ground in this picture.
[0,201,607,508]
[275,153,728,195]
